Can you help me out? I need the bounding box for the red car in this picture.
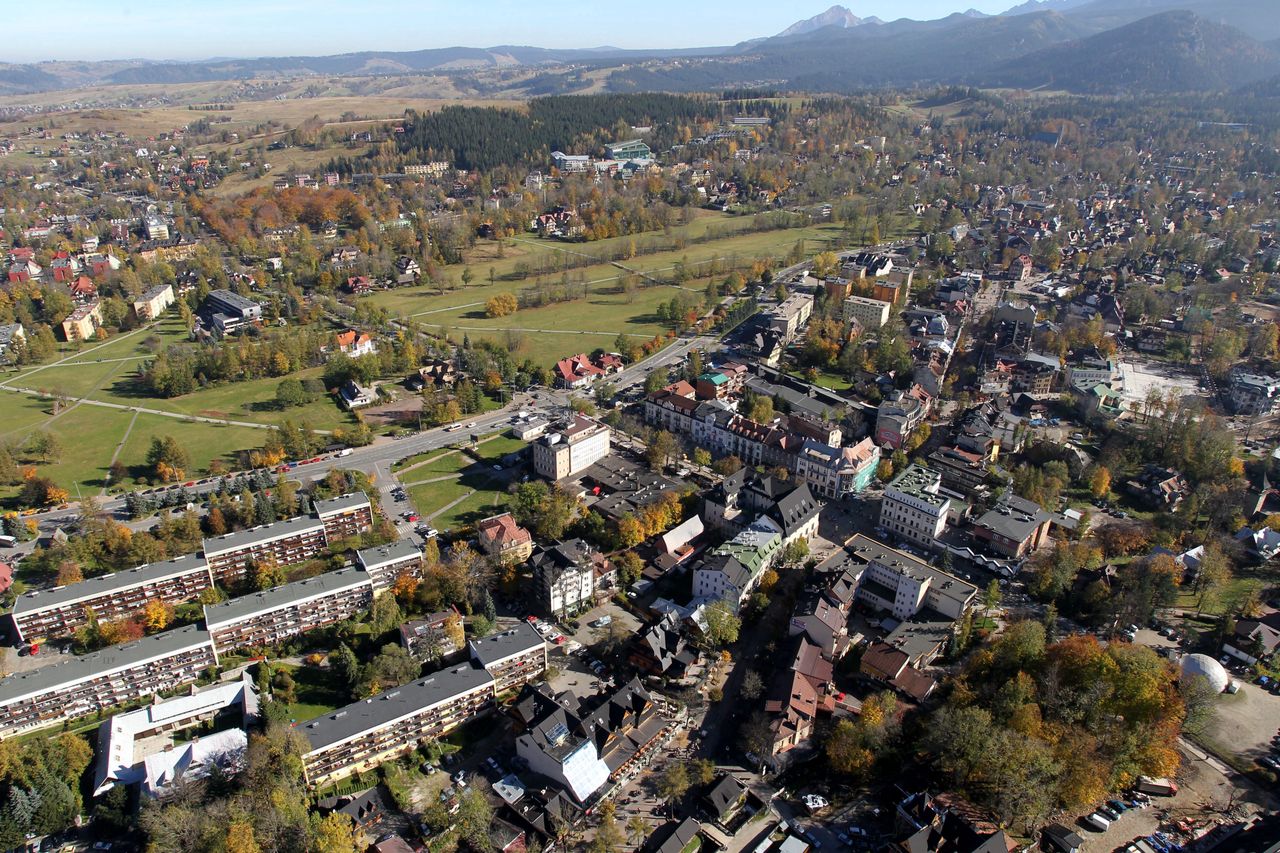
[407,514,419,523]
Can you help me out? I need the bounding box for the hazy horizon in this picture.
[7,0,1016,64]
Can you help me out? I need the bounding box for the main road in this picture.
[11,332,715,550]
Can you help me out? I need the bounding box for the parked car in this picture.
[1083,812,1111,832]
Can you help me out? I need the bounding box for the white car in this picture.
[801,794,828,813]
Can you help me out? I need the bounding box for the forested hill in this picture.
[983,10,1280,93]
[396,94,712,171]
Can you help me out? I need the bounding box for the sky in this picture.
[7,0,1017,63]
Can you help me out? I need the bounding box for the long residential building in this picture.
[203,568,374,652]
[355,539,422,592]
[299,663,496,787]
[314,493,374,541]
[202,516,328,585]
[467,623,548,694]
[10,555,213,644]
[0,626,218,738]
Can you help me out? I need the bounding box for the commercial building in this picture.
[875,388,930,449]
[476,513,534,564]
[879,465,952,550]
[845,535,977,621]
[132,283,175,321]
[61,300,102,341]
[516,696,612,803]
[299,663,496,787]
[1228,370,1280,416]
[201,289,262,335]
[769,293,815,339]
[356,539,422,592]
[551,152,590,173]
[532,416,611,481]
[604,140,652,161]
[202,516,328,585]
[793,437,880,499]
[0,625,219,738]
[972,493,1053,559]
[468,623,547,694]
[530,540,604,617]
[203,568,374,652]
[314,492,373,541]
[842,295,892,330]
[10,555,214,644]
[93,672,259,796]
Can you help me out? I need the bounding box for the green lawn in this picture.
[0,392,62,442]
[29,404,137,497]
[406,478,473,523]
[274,663,348,724]
[475,435,527,463]
[435,489,509,531]
[393,448,467,475]
[115,414,270,483]
[119,367,355,431]
[399,435,523,530]
[12,357,132,399]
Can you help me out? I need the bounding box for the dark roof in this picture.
[655,818,701,853]
[11,554,210,618]
[704,775,746,819]
[0,625,214,705]
[468,622,545,667]
[299,663,493,751]
[202,567,371,628]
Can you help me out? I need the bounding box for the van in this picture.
[1083,813,1110,832]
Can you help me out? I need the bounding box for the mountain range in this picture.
[0,0,1278,98]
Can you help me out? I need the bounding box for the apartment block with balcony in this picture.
[468,622,548,694]
[202,516,328,585]
[10,555,213,644]
[299,663,496,787]
[203,568,374,652]
[356,539,422,592]
[314,493,374,542]
[0,626,218,738]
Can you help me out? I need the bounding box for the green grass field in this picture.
[0,399,273,503]
[436,490,509,531]
[31,404,138,497]
[406,478,473,523]
[274,663,349,724]
[114,415,272,483]
[400,435,525,531]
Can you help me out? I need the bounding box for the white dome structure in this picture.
[1180,653,1230,694]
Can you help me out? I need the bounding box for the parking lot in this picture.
[1077,743,1274,851]
[1206,680,1280,769]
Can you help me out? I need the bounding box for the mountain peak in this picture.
[777,5,866,38]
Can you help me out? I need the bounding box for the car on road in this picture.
[406,514,419,523]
